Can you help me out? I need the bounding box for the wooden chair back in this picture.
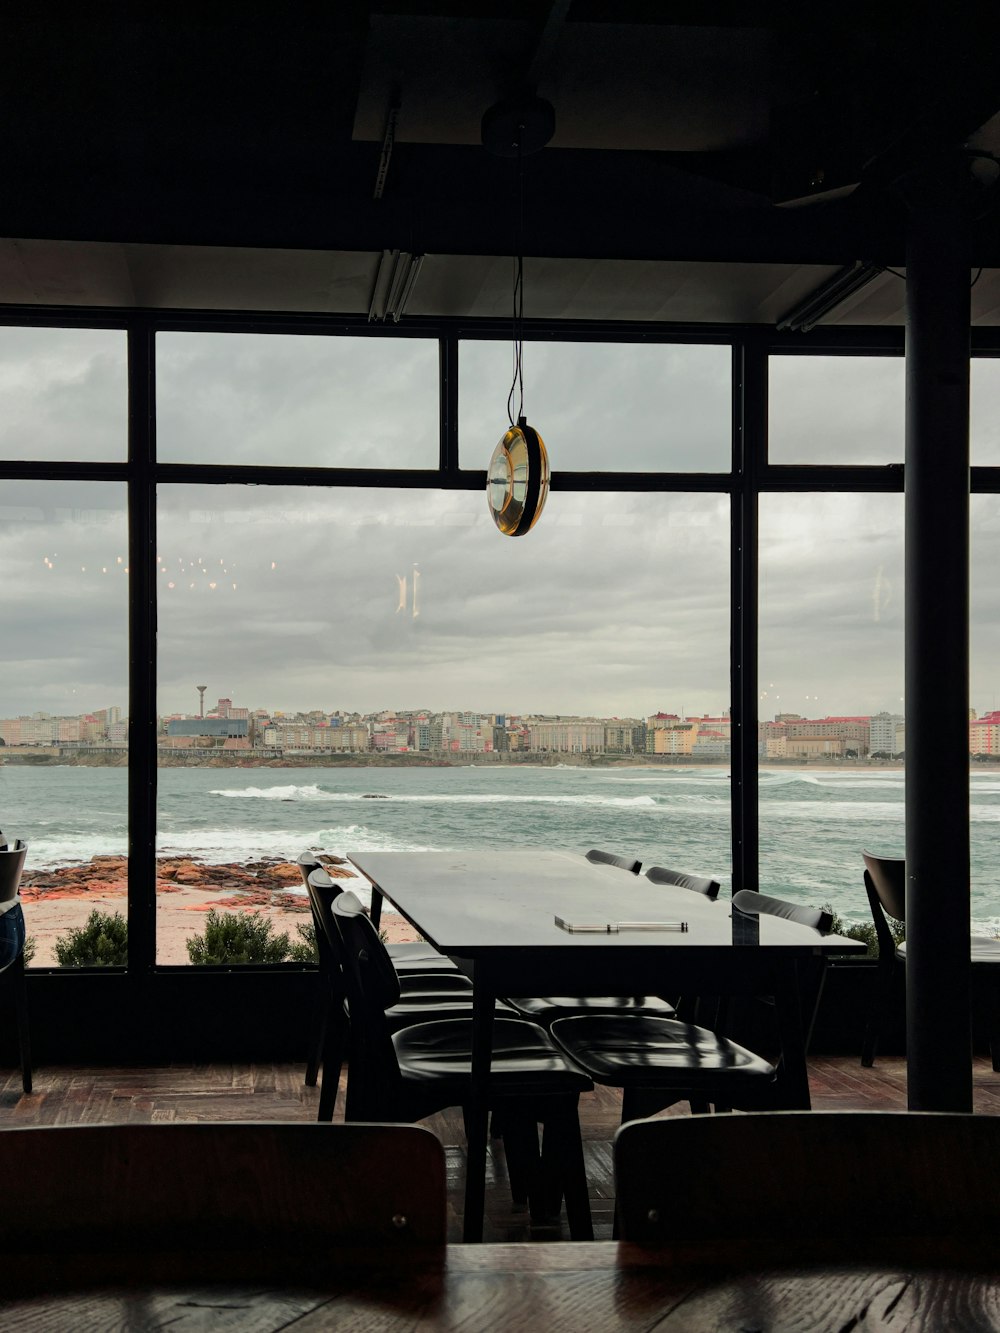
[1,1121,445,1292]
[615,1111,1000,1266]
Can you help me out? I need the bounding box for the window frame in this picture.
[2,306,999,986]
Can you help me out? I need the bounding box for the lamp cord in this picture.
[508,132,526,428]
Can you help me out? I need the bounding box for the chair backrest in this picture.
[332,889,403,1014]
[0,1121,445,1291]
[586,848,642,874]
[332,890,407,1116]
[863,850,906,921]
[0,840,27,905]
[732,888,833,934]
[614,1112,1000,1266]
[645,864,721,900]
[297,850,323,889]
[305,866,347,984]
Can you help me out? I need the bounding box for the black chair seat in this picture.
[385,995,516,1033]
[394,1016,593,1103]
[549,1014,775,1092]
[389,942,460,975]
[398,971,471,994]
[505,994,676,1025]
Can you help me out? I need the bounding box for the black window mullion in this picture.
[127,320,157,975]
[731,333,765,895]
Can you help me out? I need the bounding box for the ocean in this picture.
[2,762,999,932]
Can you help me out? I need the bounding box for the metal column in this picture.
[904,183,972,1111]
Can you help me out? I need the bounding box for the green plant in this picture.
[54,910,129,967]
[186,910,290,965]
[22,935,37,966]
[287,921,319,964]
[823,904,904,959]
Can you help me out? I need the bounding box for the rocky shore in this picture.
[18,854,417,966]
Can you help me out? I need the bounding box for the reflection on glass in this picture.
[0,482,128,966]
[155,485,731,962]
[971,496,1000,924]
[156,332,439,468]
[769,356,904,465]
[758,493,905,928]
[971,360,1000,466]
[459,340,731,471]
[0,327,127,462]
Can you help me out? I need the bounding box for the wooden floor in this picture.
[5,1055,1000,1243]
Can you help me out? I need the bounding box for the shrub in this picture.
[55,910,129,967]
[22,936,37,966]
[287,922,319,964]
[186,910,290,965]
[823,904,904,959]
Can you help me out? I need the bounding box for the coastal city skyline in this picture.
[3,695,1000,759]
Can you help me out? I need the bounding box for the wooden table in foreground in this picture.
[4,1244,999,1331]
[348,848,865,1242]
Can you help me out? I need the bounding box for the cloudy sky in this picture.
[1,326,1000,723]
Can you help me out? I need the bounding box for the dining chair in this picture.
[331,888,595,1238]
[0,838,31,1095]
[297,850,462,1092]
[860,851,1000,1070]
[613,1110,1000,1267]
[645,865,721,899]
[298,851,459,974]
[860,850,907,1068]
[548,1007,776,1129]
[730,888,833,1056]
[306,867,513,1121]
[1,1121,445,1292]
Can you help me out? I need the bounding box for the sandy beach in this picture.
[18,856,420,967]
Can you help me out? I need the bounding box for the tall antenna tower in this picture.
[196,685,207,718]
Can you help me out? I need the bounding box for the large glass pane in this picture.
[971,359,1000,466]
[155,484,731,962]
[459,340,731,471]
[758,493,904,929]
[0,482,129,965]
[971,495,1000,931]
[768,355,904,464]
[0,327,127,462]
[156,332,439,467]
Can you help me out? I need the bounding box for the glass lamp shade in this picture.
[487,418,550,536]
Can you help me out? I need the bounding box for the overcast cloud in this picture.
[1,330,999,723]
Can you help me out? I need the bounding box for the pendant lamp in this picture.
[482,94,554,537]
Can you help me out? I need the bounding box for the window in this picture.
[0,481,128,965]
[157,331,440,468]
[768,355,904,465]
[459,340,731,471]
[0,326,126,462]
[154,483,732,961]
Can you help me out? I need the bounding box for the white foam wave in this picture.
[210,784,328,802]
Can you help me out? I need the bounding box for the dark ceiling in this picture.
[3,5,1000,322]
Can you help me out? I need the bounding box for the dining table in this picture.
[3,1243,997,1331]
[347,849,866,1242]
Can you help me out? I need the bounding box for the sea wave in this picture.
[212,784,667,809]
[209,783,328,802]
